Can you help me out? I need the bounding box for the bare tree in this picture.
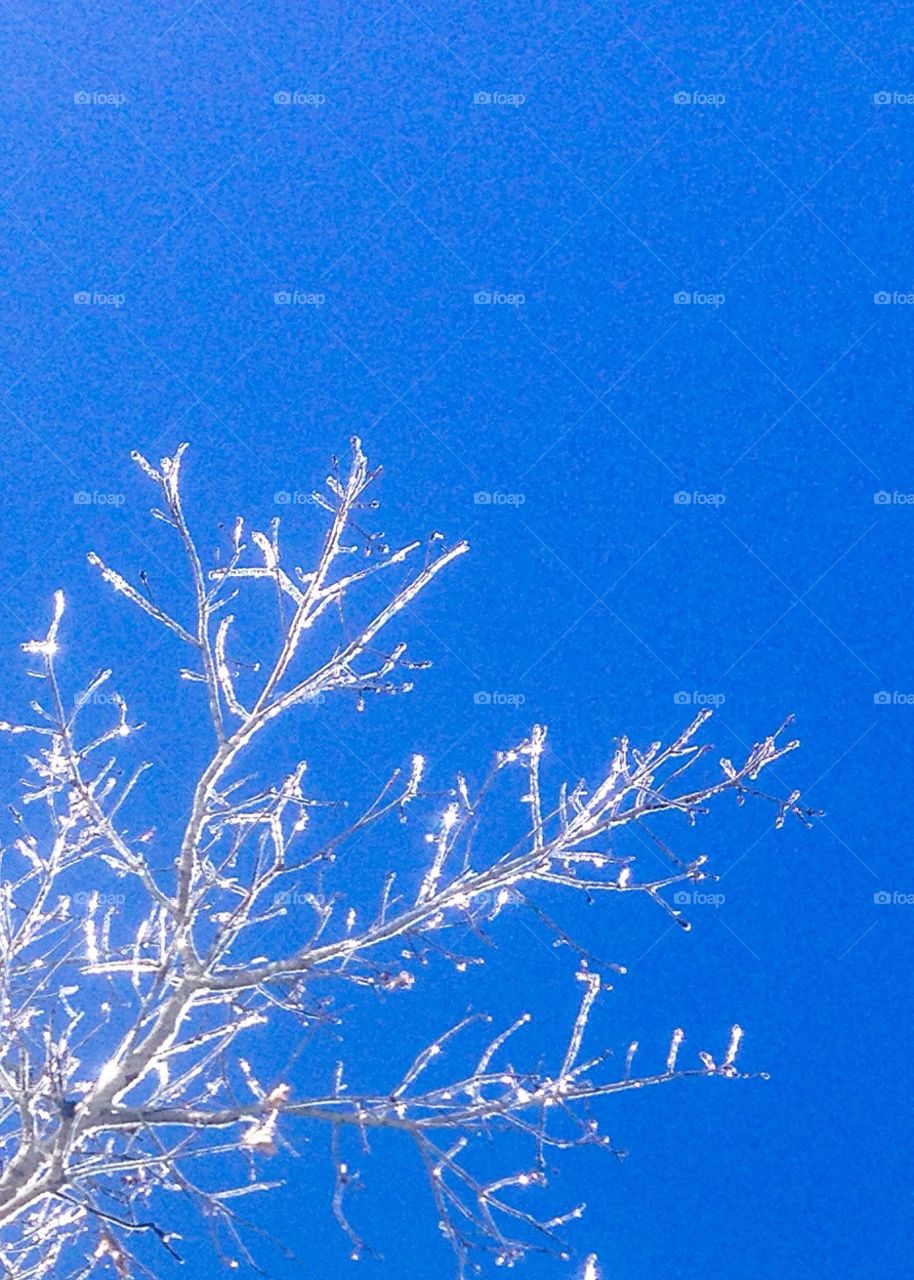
[0,441,814,1278]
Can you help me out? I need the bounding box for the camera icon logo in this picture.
[474,491,492,504]
[873,890,891,904]
[473,92,492,105]
[673,491,691,505]
[673,890,691,905]
[873,491,891,504]
[874,291,891,304]
[274,491,291,505]
[274,290,292,304]
[74,291,91,305]
[673,691,692,705]
[673,290,691,304]
[474,291,492,304]
[874,691,891,704]
[474,691,492,705]
[673,91,691,105]
[873,92,891,105]
[274,91,292,105]
[73,491,91,505]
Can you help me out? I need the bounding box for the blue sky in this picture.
[1,1,912,1276]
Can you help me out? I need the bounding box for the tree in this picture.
[0,441,814,1278]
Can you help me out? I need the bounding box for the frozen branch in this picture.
[0,441,815,1278]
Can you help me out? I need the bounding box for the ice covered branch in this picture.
[0,441,816,1278]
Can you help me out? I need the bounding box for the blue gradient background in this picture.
[0,2,912,1276]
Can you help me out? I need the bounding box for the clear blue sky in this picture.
[1,2,912,1276]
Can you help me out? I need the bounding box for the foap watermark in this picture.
[674,690,725,708]
[673,889,725,907]
[73,890,126,909]
[673,91,725,107]
[75,690,122,708]
[474,691,526,707]
[874,291,914,304]
[873,91,914,105]
[874,890,914,904]
[274,289,325,307]
[275,490,321,506]
[874,490,914,505]
[673,290,725,307]
[674,490,726,506]
[274,890,315,907]
[474,290,525,307]
[473,91,526,107]
[874,691,914,705]
[74,90,125,107]
[273,91,326,106]
[74,491,125,507]
[474,491,525,506]
[474,887,522,914]
[74,291,124,308]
